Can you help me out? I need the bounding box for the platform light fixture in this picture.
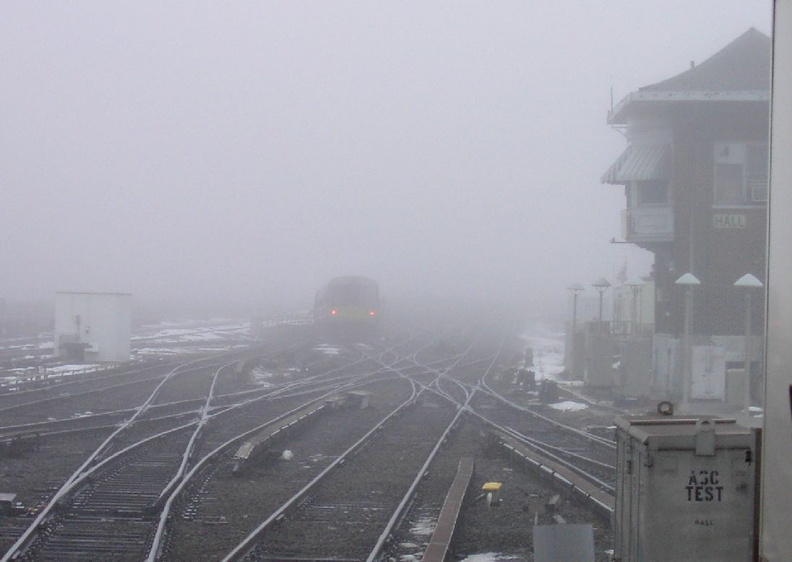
[566,283,585,377]
[675,273,701,412]
[734,273,763,419]
[567,283,585,337]
[591,278,611,331]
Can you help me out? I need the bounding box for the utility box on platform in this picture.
[614,415,757,562]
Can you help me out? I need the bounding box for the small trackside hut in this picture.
[614,413,758,562]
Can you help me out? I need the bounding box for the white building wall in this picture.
[54,292,132,363]
[612,278,655,333]
[761,3,792,559]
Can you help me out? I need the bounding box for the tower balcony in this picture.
[621,207,674,243]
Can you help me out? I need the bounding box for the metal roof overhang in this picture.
[607,90,769,124]
[601,144,670,184]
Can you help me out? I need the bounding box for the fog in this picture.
[1,1,771,316]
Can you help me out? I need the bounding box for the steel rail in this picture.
[500,426,615,494]
[0,373,167,416]
[146,397,332,561]
[147,340,421,560]
[3,335,426,560]
[219,381,421,562]
[504,424,615,473]
[365,390,472,562]
[461,406,616,515]
[0,353,225,562]
[498,439,615,519]
[360,333,506,561]
[0,360,179,405]
[479,376,616,450]
[0,395,217,441]
[364,331,508,560]
[154,359,234,506]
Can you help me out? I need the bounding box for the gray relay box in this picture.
[614,416,757,562]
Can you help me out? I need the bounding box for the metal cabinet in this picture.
[614,416,757,561]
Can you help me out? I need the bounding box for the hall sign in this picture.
[713,214,746,229]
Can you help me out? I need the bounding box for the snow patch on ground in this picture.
[135,348,185,356]
[46,364,102,374]
[459,554,522,562]
[180,332,223,341]
[314,344,341,355]
[132,321,252,345]
[250,369,276,386]
[548,400,589,412]
[409,516,435,536]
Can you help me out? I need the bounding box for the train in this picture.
[313,276,380,336]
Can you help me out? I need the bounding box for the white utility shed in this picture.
[54,292,132,363]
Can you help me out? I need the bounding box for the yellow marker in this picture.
[483,482,503,507]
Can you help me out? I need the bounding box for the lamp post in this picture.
[592,278,611,333]
[734,273,763,419]
[676,273,701,412]
[567,283,584,376]
[626,276,646,333]
[568,283,584,336]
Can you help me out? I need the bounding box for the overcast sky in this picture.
[1,1,772,314]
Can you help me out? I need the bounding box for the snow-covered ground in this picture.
[1,320,257,386]
[1,362,109,387]
[518,323,566,381]
[459,554,524,562]
[313,344,342,355]
[548,400,589,412]
[133,320,252,344]
[519,320,588,412]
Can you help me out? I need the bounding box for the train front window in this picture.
[335,285,361,306]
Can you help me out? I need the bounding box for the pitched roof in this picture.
[608,28,771,124]
[640,28,770,93]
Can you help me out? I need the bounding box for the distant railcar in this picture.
[314,276,380,335]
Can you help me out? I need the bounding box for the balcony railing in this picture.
[610,320,654,338]
[621,206,674,243]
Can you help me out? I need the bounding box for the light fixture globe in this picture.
[734,273,763,288]
[625,276,645,287]
[675,273,701,286]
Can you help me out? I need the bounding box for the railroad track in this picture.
[0,331,434,560]
[217,387,462,561]
[162,377,416,561]
[0,361,180,411]
[1,348,293,561]
[154,336,447,560]
[1,355,226,561]
[193,329,495,560]
[373,329,618,550]
[2,320,618,561]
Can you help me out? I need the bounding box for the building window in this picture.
[714,142,768,206]
[638,180,669,205]
[746,144,769,202]
[628,180,669,207]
